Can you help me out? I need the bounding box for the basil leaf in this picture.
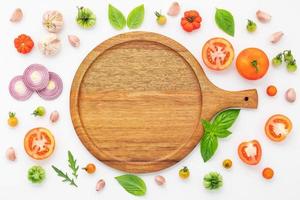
[200,132,218,162]
[214,129,232,138]
[201,119,213,133]
[212,109,240,130]
[215,8,235,36]
[108,4,126,30]
[115,174,146,196]
[127,4,144,29]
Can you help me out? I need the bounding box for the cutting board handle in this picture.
[201,83,258,120]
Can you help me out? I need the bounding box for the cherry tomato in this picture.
[14,34,34,54]
[24,127,55,160]
[238,140,262,165]
[179,166,190,179]
[8,112,18,127]
[262,167,274,179]
[236,48,269,80]
[83,163,96,174]
[266,85,277,96]
[202,37,234,71]
[222,159,232,169]
[265,114,292,142]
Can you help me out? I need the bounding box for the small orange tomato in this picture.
[14,34,34,54]
[266,85,277,96]
[83,163,96,174]
[262,167,274,179]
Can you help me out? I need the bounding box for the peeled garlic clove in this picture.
[285,88,296,103]
[167,2,180,16]
[10,8,23,23]
[38,33,61,56]
[6,147,16,161]
[256,10,271,23]
[270,31,284,43]
[155,175,166,185]
[42,10,64,33]
[68,35,80,47]
[96,179,105,191]
[50,110,59,123]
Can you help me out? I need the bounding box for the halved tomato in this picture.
[202,37,234,70]
[24,127,55,160]
[265,114,292,142]
[238,140,262,165]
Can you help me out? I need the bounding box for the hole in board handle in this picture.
[244,97,249,101]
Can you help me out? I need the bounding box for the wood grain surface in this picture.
[70,32,258,173]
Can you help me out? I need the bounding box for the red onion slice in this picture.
[23,64,49,91]
[37,72,63,100]
[9,75,34,101]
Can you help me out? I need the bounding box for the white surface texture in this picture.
[0,0,299,199]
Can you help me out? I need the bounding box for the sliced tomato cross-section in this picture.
[202,37,234,70]
[238,140,262,165]
[265,114,292,142]
[24,127,55,160]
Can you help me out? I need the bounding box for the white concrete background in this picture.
[0,0,299,199]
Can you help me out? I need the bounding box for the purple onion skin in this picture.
[37,72,63,100]
[23,64,49,91]
[9,75,33,101]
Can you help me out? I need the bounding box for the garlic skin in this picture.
[285,88,296,103]
[38,33,61,56]
[10,8,23,23]
[6,147,16,161]
[155,175,166,185]
[96,179,105,191]
[42,10,64,33]
[270,31,284,43]
[167,2,180,16]
[50,110,59,123]
[256,10,271,23]
[68,35,80,47]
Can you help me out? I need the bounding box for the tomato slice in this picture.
[202,37,234,70]
[24,127,55,160]
[238,140,262,165]
[265,114,292,142]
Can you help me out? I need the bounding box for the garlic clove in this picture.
[285,88,296,103]
[96,179,105,191]
[270,31,284,44]
[167,2,180,16]
[155,175,166,185]
[256,10,271,23]
[68,35,80,47]
[6,147,16,161]
[10,8,23,23]
[50,110,59,123]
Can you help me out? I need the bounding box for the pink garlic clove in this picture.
[285,88,296,103]
[155,175,166,185]
[50,110,59,123]
[256,10,271,23]
[68,35,80,47]
[10,8,23,23]
[96,179,105,191]
[6,147,16,161]
[270,31,284,43]
[167,2,180,16]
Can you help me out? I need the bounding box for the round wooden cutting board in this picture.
[70,32,258,173]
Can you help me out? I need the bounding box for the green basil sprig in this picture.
[215,8,235,36]
[115,174,146,196]
[200,109,240,162]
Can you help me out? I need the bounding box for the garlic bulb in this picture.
[38,33,61,56]
[42,10,64,33]
[10,8,23,23]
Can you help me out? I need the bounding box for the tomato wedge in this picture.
[24,127,55,160]
[238,140,262,165]
[202,37,234,70]
[265,114,292,142]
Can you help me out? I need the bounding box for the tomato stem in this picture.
[251,60,259,72]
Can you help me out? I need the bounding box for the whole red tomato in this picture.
[181,10,202,32]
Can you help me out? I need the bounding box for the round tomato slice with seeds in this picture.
[24,127,55,160]
[238,140,262,165]
[202,37,234,70]
[265,114,292,142]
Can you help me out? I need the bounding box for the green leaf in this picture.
[212,109,240,131]
[200,132,218,162]
[127,4,145,29]
[215,8,235,36]
[201,119,213,133]
[115,174,146,196]
[214,129,232,138]
[67,151,79,178]
[108,4,126,30]
[52,165,78,187]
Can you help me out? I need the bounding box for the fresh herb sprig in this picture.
[68,151,79,178]
[200,109,240,162]
[52,165,78,187]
